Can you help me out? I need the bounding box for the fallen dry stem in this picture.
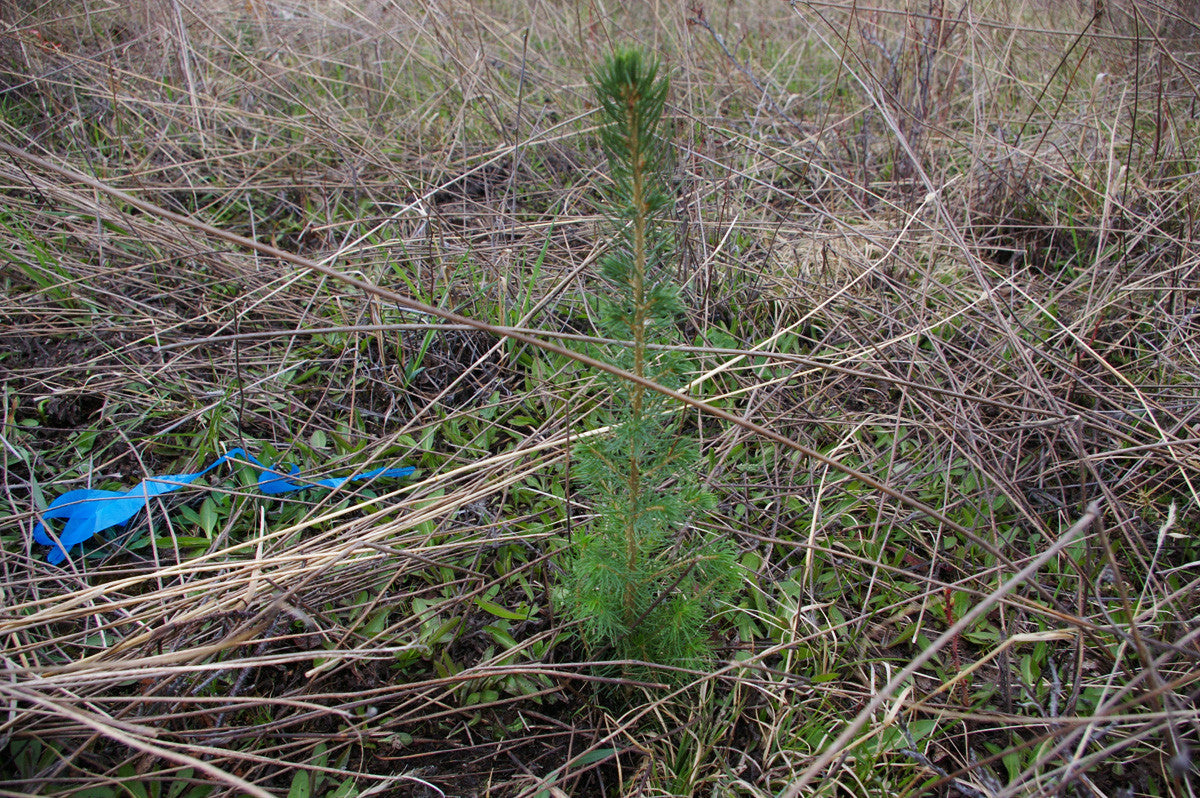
[784,500,1102,795]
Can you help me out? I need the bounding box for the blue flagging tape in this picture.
[32,448,415,565]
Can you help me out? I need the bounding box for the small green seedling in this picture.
[560,49,740,672]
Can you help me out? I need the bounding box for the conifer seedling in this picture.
[562,49,740,671]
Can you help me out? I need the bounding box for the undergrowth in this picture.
[1,0,1199,796]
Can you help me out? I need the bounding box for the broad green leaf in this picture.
[475,598,533,621]
[328,779,358,798]
[287,770,309,798]
[197,497,217,537]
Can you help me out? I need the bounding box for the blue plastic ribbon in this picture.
[32,448,415,565]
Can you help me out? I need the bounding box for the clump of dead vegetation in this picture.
[2,0,1199,795]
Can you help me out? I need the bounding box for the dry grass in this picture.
[2,0,1199,795]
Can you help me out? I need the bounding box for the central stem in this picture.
[625,86,648,625]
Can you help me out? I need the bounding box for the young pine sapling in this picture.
[562,49,740,671]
